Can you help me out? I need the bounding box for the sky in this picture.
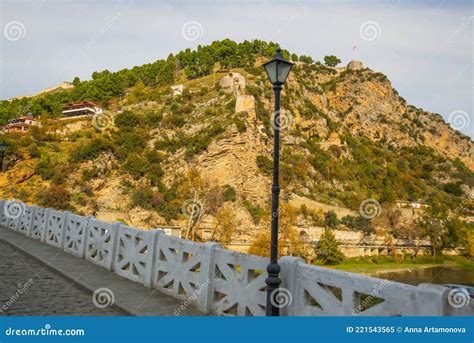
[0,0,472,137]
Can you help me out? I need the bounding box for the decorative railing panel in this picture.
[64,214,89,257]
[114,225,155,286]
[17,205,35,236]
[212,249,267,316]
[288,262,441,316]
[30,206,48,240]
[85,219,117,270]
[153,233,211,311]
[44,210,67,248]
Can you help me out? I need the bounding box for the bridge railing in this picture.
[1,200,471,316]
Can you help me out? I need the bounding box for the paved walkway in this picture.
[0,240,125,316]
[0,227,204,316]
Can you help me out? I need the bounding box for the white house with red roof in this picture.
[61,101,103,117]
[3,114,41,134]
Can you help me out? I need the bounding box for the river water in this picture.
[368,267,474,287]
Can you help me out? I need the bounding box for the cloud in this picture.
[1,0,472,136]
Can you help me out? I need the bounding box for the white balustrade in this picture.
[0,200,468,316]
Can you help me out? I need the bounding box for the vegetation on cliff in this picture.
[1,39,472,262]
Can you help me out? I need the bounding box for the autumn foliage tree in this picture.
[249,204,305,258]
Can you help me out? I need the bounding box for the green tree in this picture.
[316,228,345,265]
[324,55,341,67]
[299,55,314,64]
[324,210,339,229]
[416,195,468,255]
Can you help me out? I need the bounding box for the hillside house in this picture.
[3,114,41,134]
[61,101,103,117]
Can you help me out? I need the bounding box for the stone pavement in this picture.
[0,240,126,316]
[0,227,204,316]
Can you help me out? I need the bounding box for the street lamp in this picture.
[262,47,293,316]
[0,141,7,171]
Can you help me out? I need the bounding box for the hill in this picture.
[1,39,472,259]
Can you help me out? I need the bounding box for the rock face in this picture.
[196,125,270,205]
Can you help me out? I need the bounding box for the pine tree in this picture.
[316,228,345,265]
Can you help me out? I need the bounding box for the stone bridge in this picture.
[0,200,472,316]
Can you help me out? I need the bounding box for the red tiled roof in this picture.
[63,101,102,110]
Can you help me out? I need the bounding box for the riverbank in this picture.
[315,255,474,274]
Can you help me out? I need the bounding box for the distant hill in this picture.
[11,82,75,101]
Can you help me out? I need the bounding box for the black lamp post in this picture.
[0,141,7,171]
[262,48,293,316]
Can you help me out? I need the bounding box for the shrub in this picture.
[233,116,247,133]
[27,143,40,158]
[122,155,150,179]
[184,124,225,160]
[324,210,339,229]
[132,187,154,208]
[442,182,464,196]
[81,167,100,181]
[144,111,163,128]
[114,111,143,131]
[71,137,114,162]
[243,200,265,224]
[36,185,71,210]
[222,185,237,202]
[256,155,273,175]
